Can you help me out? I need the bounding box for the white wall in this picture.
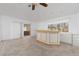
[36,18,69,30]
[0,15,31,40]
[1,12,79,46]
[0,16,2,39]
[36,13,79,44]
[36,13,79,34]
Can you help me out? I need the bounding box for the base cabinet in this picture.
[37,30,60,45]
[37,31,79,47]
[73,34,79,47]
[49,33,58,44]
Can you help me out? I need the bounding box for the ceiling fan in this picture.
[28,3,48,10]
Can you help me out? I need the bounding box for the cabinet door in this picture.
[37,32,41,41]
[46,33,50,43]
[41,33,47,42]
[73,34,79,47]
[49,33,58,44]
[60,33,72,44]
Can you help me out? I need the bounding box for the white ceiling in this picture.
[0,3,79,22]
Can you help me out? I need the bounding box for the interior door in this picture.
[11,22,21,39]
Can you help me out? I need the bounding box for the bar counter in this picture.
[36,30,60,45]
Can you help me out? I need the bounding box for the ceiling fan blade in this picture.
[32,4,35,10]
[40,3,48,7]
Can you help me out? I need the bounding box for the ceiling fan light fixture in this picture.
[29,3,48,10]
[40,3,48,7]
[32,4,35,10]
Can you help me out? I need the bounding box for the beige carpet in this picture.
[0,36,79,56]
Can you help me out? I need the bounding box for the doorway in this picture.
[24,24,31,36]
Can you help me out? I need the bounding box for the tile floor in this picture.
[0,36,79,56]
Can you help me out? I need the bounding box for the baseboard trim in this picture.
[60,42,72,46]
[36,40,60,46]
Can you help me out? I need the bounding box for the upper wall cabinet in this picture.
[48,22,69,32]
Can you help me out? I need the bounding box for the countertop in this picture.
[37,30,59,33]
